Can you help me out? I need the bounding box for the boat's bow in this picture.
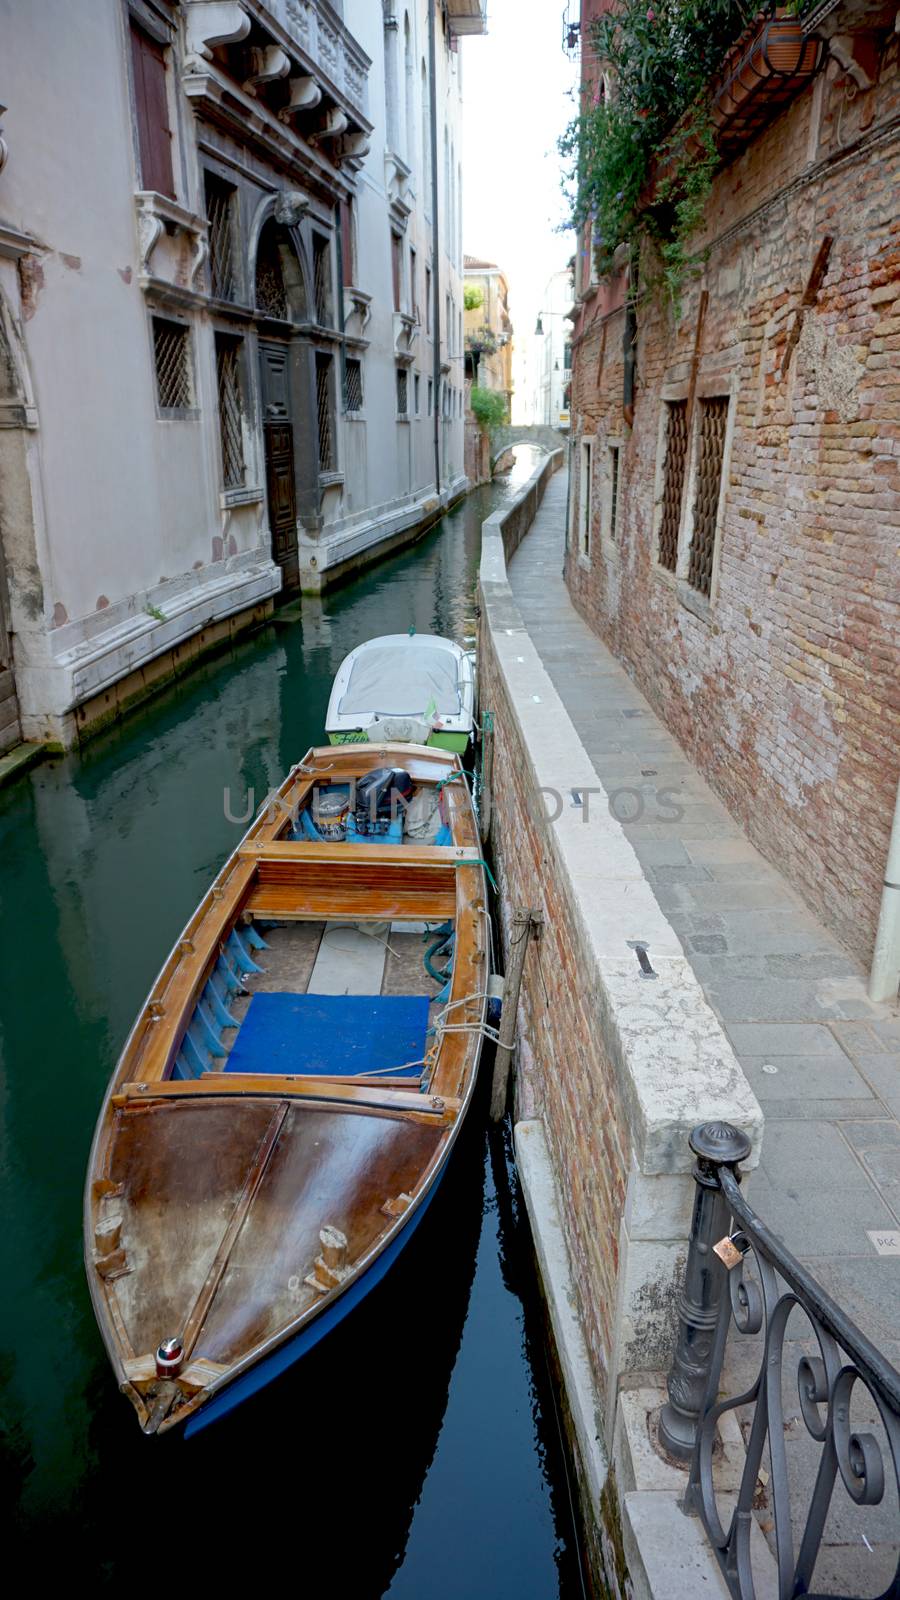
[89,1089,450,1433]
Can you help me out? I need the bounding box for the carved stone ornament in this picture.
[274,191,309,228]
[183,1,251,68]
[135,192,209,289]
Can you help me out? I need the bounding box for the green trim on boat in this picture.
[326,729,469,753]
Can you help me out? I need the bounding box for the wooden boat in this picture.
[325,632,476,754]
[84,743,489,1436]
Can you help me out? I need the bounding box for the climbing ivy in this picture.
[560,1,804,313]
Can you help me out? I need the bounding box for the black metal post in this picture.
[658,1122,752,1461]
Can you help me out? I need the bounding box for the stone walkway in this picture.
[507,468,900,1584]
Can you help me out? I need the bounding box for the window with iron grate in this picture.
[205,172,238,302]
[255,228,288,319]
[312,232,333,326]
[657,399,689,572]
[344,357,363,413]
[396,366,408,416]
[687,397,729,597]
[316,353,336,473]
[151,315,193,412]
[215,333,245,487]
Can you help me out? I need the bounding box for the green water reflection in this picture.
[1,454,583,1593]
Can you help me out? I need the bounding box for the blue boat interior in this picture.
[224,993,431,1079]
[171,916,454,1086]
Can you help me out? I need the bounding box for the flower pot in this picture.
[710,11,824,139]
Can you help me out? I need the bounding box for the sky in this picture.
[461,0,577,341]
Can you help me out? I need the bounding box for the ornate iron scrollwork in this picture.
[675,1136,900,1598]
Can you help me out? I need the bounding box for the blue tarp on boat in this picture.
[224,992,431,1078]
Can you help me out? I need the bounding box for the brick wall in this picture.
[481,613,628,1408]
[566,23,900,966]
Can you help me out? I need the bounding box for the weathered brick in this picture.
[565,61,900,967]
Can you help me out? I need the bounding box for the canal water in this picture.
[0,451,586,1593]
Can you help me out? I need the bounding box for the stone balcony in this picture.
[182,0,372,178]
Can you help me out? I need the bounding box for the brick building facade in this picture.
[566,0,900,969]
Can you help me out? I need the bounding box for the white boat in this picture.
[325,633,476,755]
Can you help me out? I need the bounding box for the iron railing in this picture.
[661,1123,900,1600]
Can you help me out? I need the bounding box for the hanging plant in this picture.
[560,2,806,314]
[465,324,499,358]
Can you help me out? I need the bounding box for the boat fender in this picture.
[486,972,504,1028]
[156,1337,184,1378]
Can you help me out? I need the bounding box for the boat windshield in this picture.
[338,644,462,717]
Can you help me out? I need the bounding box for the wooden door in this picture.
[259,339,299,593]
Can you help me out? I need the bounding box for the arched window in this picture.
[254,219,307,322]
[404,13,413,171]
[384,6,399,153]
[443,126,450,246]
[255,224,288,318]
[421,60,430,202]
[445,135,451,262]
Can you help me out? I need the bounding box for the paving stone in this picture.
[809,1545,900,1599]
[842,1120,900,1151]
[745,1172,899,1256]
[712,913,838,956]
[703,862,785,884]
[685,838,761,865]
[709,979,858,1024]
[726,1022,852,1058]
[628,837,693,868]
[814,1257,900,1346]
[850,1054,900,1103]
[737,1054,875,1104]
[648,863,714,884]
[758,1120,872,1189]
[751,1096,883,1121]
[872,1020,900,1049]
[764,951,862,980]
[830,1020,886,1055]
[689,933,729,955]
[684,881,803,912]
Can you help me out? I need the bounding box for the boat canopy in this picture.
[338,643,462,718]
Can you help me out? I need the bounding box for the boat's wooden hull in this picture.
[183,1162,443,1437]
[84,744,488,1434]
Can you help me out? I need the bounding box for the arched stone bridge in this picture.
[490,424,568,471]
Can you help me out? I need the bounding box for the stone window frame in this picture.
[148,310,199,421]
[599,436,624,563]
[576,434,594,566]
[651,371,737,621]
[124,1,185,206]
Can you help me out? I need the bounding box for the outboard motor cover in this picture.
[354,767,414,835]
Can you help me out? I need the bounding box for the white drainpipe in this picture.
[869,773,900,1003]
